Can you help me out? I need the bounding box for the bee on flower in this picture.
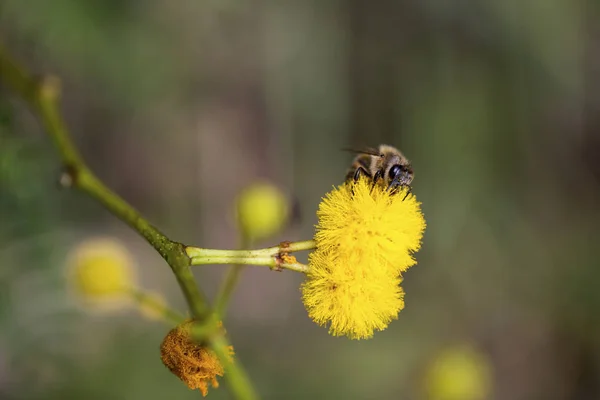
[302,145,426,339]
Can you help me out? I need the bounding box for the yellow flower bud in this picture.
[66,237,136,309]
[235,182,288,241]
[424,344,493,400]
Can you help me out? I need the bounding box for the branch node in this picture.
[273,242,297,272]
[58,164,78,188]
[272,255,284,272]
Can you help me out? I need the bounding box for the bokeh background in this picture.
[1,1,600,399]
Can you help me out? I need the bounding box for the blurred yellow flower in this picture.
[160,320,234,397]
[424,344,493,400]
[302,177,425,339]
[235,182,289,241]
[66,237,136,309]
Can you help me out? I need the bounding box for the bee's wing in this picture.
[341,146,381,157]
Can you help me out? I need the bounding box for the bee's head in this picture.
[387,164,413,189]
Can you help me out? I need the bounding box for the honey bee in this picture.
[344,144,414,199]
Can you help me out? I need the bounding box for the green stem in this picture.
[193,256,308,272]
[0,42,37,103]
[211,335,258,400]
[0,42,256,400]
[35,76,84,168]
[194,256,274,266]
[186,239,314,273]
[215,264,245,316]
[173,264,209,318]
[186,239,316,260]
[276,263,308,273]
[213,237,251,318]
[77,167,190,266]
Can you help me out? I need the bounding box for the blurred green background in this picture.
[1,0,599,399]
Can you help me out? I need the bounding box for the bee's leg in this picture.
[370,169,384,193]
[402,185,412,201]
[353,166,369,182]
[373,169,383,183]
[386,177,411,200]
[351,167,369,196]
[387,176,400,193]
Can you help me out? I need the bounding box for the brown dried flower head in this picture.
[160,320,234,396]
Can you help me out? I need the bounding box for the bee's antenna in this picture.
[341,146,380,156]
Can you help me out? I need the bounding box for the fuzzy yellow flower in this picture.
[314,177,425,274]
[302,176,425,339]
[303,249,405,339]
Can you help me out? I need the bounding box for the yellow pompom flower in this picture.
[235,182,289,242]
[302,176,425,339]
[66,237,137,309]
[303,250,405,339]
[314,176,425,274]
[424,344,493,400]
